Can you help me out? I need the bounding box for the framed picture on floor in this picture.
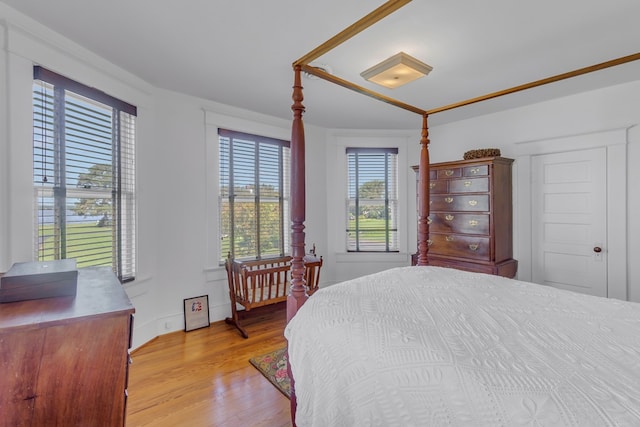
[184,295,210,331]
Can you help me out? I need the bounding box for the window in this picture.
[218,129,290,262]
[32,66,136,282]
[346,147,398,252]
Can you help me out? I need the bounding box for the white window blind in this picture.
[346,147,399,252]
[33,66,137,282]
[218,129,290,262]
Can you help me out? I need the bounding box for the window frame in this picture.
[32,66,137,283]
[346,146,399,253]
[218,128,291,263]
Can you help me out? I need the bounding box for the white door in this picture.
[531,148,607,296]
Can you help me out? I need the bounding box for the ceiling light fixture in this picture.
[360,52,432,89]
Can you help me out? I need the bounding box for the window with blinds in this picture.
[218,129,290,262]
[346,147,399,252]
[32,66,137,282]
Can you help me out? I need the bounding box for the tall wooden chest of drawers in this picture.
[413,156,517,278]
[0,267,135,426]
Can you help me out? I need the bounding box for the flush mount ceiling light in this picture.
[360,52,432,89]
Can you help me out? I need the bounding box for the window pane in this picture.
[33,68,136,282]
[346,148,398,252]
[218,129,290,262]
[233,197,257,258]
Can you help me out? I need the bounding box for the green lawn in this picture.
[38,222,113,268]
[348,217,391,241]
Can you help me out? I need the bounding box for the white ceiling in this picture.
[3,0,640,129]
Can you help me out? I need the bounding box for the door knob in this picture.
[593,247,602,253]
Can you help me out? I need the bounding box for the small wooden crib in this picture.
[224,248,323,338]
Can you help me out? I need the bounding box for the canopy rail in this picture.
[293,0,412,67]
[300,64,426,116]
[427,51,640,115]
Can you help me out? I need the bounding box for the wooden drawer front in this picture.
[429,170,436,180]
[436,168,462,179]
[463,165,489,177]
[449,177,489,193]
[426,257,495,275]
[429,213,489,235]
[428,179,448,194]
[427,234,491,260]
[430,195,489,212]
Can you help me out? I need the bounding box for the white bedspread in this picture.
[285,266,640,426]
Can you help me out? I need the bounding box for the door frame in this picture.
[515,128,628,300]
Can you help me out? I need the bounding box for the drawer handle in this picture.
[427,217,432,225]
[468,219,478,227]
[468,200,478,206]
[469,244,479,251]
[445,214,454,221]
[444,170,454,176]
[445,236,454,242]
[470,168,480,174]
[464,180,472,187]
[429,182,436,189]
[445,197,454,203]
[427,239,433,246]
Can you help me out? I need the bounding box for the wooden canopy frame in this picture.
[286,0,640,422]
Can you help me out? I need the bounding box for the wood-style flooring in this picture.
[126,304,291,426]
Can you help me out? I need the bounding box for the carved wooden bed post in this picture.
[287,64,307,426]
[416,114,431,266]
[288,64,308,321]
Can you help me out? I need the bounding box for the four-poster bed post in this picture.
[287,65,306,426]
[287,65,308,324]
[416,114,430,266]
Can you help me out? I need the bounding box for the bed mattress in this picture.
[285,266,640,426]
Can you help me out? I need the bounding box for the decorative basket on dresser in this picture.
[412,156,517,278]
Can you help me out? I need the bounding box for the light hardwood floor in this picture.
[126,304,291,426]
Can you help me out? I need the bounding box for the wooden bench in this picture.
[224,249,323,338]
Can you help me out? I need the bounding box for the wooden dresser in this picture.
[0,267,135,426]
[413,156,517,278]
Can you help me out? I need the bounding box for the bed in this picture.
[283,1,640,425]
[285,266,640,426]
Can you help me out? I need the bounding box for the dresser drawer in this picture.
[449,177,489,193]
[430,194,489,212]
[463,164,489,177]
[425,256,497,275]
[429,213,489,234]
[428,179,448,193]
[436,167,462,179]
[427,233,491,260]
